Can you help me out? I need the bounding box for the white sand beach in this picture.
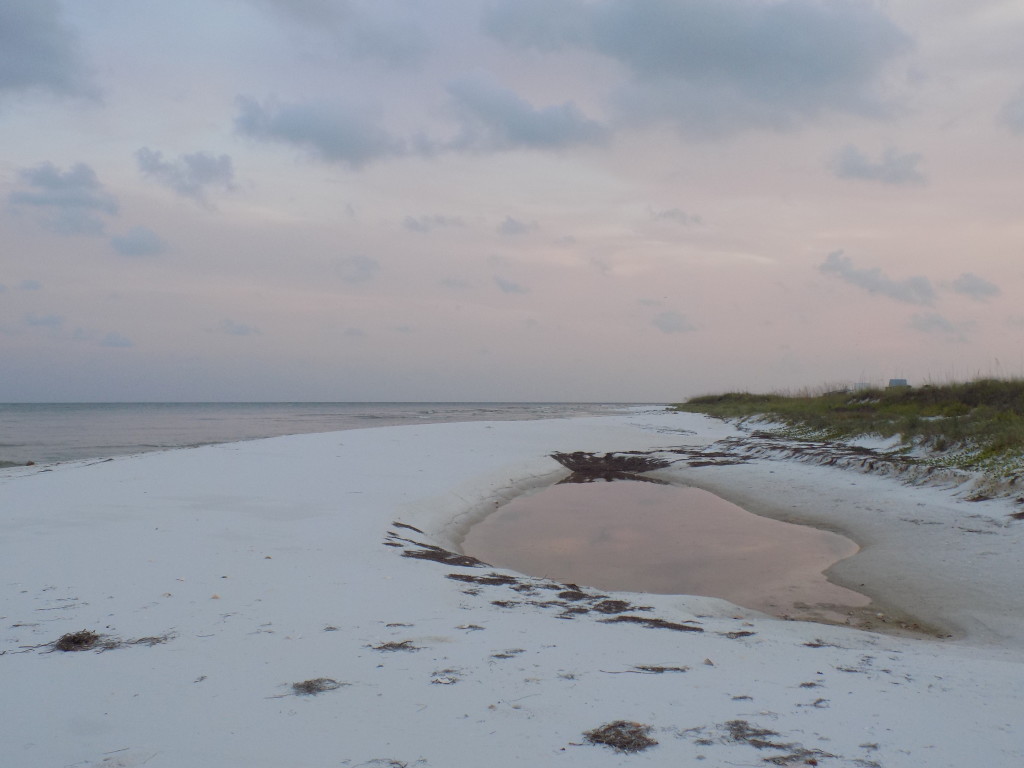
[2,409,1022,767]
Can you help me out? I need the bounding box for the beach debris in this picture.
[398,541,486,567]
[53,629,102,652]
[721,630,757,639]
[48,629,174,653]
[291,678,345,696]
[370,640,419,652]
[556,589,592,601]
[583,720,658,753]
[445,569,656,619]
[551,451,672,483]
[128,634,174,647]
[599,615,704,633]
[446,572,519,586]
[591,599,633,614]
[599,665,690,675]
[802,638,841,648]
[681,720,836,763]
[430,668,461,684]
[490,648,525,659]
[723,720,790,750]
[391,521,425,534]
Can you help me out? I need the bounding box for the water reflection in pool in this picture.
[462,480,871,622]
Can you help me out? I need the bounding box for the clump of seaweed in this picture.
[446,573,519,586]
[54,630,102,652]
[552,451,671,483]
[724,720,790,750]
[400,543,486,567]
[370,640,419,652]
[292,678,344,696]
[584,720,658,753]
[599,615,704,632]
[48,629,174,653]
[591,599,633,614]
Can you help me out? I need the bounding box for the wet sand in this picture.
[462,479,872,624]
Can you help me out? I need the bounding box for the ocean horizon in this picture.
[0,401,645,467]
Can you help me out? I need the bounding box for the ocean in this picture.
[0,402,634,467]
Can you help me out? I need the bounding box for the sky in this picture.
[2,0,1023,402]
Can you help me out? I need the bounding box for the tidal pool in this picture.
[462,479,871,623]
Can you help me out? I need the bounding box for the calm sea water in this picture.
[0,402,632,467]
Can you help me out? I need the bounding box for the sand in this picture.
[1,408,1021,767]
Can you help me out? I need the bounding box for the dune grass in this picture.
[674,378,1024,476]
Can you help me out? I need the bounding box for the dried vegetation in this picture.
[583,720,658,753]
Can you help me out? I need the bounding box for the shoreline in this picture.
[1,410,1021,766]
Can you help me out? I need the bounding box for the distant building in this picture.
[887,378,910,389]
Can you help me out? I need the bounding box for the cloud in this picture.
[485,0,910,135]
[819,250,934,305]
[99,331,134,348]
[219,318,261,336]
[652,311,695,334]
[909,313,969,340]
[909,313,954,334]
[24,312,64,328]
[344,17,431,69]
[249,0,344,26]
[999,86,1024,135]
[337,254,380,283]
[445,75,608,151]
[251,0,431,68]
[649,206,702,225]
[19,279,42,290]
[497,216,533,236]
[403,214,464,233]
[0,0,95,100]
[235,95,405,168]
[110,226,166,257]
[136,148,235,201]
[495,276,529,294]
[950,272,999,302]
[9,162,118,235]
[833,145,925,185]
[482,0,588,52]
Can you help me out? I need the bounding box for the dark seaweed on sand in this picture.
[584,721,658,753]
[292,678,344,695]
[54,630,102,652]
[551,451,672,483]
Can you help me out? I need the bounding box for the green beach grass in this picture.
[673,378,1024,479]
